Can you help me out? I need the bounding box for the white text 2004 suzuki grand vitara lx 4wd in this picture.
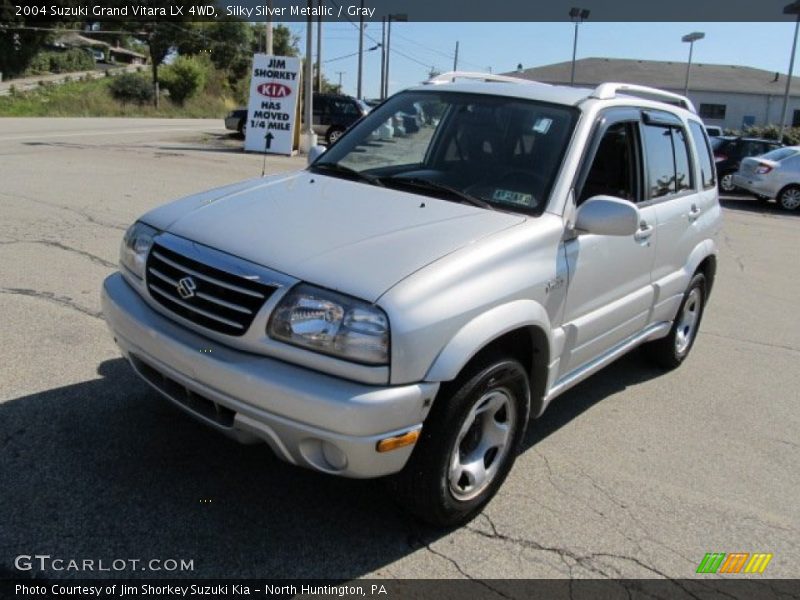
[102,73,721,526]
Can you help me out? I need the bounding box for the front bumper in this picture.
[101,272,438,478]
[731,173,776,198]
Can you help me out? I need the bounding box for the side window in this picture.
[688,121,716,189]
[672,127,693,193]
[578,122,640,205]
[641,122,695,199]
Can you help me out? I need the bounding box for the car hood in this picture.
[141,171,525,302]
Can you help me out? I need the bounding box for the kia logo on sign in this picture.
[257,83,291,98]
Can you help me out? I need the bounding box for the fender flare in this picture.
[424,299,553,383]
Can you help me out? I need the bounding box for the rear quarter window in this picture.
[688,121,716,189]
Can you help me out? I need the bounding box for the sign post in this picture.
[244,54,302,156]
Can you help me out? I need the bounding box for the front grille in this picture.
[131,354,235,427]
[146,242,277,336]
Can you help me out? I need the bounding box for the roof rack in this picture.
[423,71,546,86]
[590,82,696,113]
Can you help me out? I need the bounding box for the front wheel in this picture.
[388,357,530,527]
[643,273,706,369]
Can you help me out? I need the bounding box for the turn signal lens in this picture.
[376,429,420,453]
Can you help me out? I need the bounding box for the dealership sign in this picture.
[244,54,301,155]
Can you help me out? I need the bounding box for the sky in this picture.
[285,21,800,99]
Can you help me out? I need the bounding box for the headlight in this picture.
[268,284,389,365]
[120,222,158,279]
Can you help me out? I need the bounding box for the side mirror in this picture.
[574,195,640,237]
[307,145,326,165]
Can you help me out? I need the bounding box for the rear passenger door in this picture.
[560,109,659,375]
[648,115,712,323]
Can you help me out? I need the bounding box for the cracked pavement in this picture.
[0,118,798,583]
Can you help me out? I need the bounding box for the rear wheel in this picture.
[389,357,530,527]
[777,185,800,211]
[326,126,345,145]
[719,173,736,193]
[644,273,706,369]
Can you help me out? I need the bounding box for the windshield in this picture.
[312,91,578,215]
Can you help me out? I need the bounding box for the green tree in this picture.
[251,23,300,57]
[161,55,207,105]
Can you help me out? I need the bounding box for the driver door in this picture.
[559,109,658,376]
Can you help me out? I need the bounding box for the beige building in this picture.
[510,57,800,131]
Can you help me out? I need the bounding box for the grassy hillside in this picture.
[0,73,239,118]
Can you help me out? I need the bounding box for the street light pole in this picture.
[681,31,705,97]
[356,0,364,99]
[316,1,323,92]
[779,1,800,142]
[569,7,590,86]
[384,13,407,98]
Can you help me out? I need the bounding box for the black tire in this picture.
[643,273,706,369]
[237,119,246,139]
[326,126,345,145]
[388,356,531,527]
[777,185,800,211]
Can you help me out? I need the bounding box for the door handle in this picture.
[688,204,702,222]
[634,221,654,242]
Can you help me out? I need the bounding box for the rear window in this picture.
[710,137,728,151]
[762,147,797,161]
[688,121,716,189]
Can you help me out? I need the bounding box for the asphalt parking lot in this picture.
[1,118,798,583]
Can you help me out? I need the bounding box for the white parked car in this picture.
[102,73,721,526]
[733,146,800,211]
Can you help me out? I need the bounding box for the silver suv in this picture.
[102,73,721,526]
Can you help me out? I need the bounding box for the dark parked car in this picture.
[225,92,368,144]
[712,136,782,192]
[312,93,369,144]
[224,108,249,137]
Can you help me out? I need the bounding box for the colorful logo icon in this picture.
[696,553,773,574]
[256,83,291,98]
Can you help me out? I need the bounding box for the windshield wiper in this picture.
[378,176,493,210]
[309,162,384,187]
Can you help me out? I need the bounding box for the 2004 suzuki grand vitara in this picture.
[102,73,722,526]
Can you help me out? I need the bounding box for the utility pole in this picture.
[453,41,459,72]
[380,17,386,99]
[357,0,364,99]
[336,70,345,90]
[266,0,273,54]
[316,1,323,92]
